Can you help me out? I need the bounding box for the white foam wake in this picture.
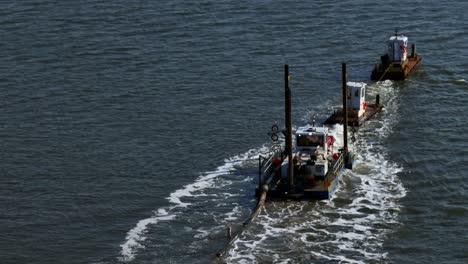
[226,144,406,263]
[119,146,270,262]
[119,208,175,262]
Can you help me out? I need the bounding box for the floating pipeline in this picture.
[214,184,269,263]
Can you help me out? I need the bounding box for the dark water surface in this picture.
[1,0,467,263]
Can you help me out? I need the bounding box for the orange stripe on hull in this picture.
[327,180,335,191]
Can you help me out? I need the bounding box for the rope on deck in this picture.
[377,63,394,82]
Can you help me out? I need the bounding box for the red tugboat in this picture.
[371,31,422,81]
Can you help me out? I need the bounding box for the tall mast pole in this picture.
[342,63,348,161]
[284,65,294,191]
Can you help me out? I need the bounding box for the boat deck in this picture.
[324,103,383,127]
[265,176,339,200]
[260,154,347,200]
[371,55,422,80]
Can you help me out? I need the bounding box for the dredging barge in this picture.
[371,31,422,81]
[257,64,359,200]
[215,63,383,260]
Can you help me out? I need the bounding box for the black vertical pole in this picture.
[411,43,416,58]
[285,65,294,191]
[258,156,262,187]
[342,63,348,162]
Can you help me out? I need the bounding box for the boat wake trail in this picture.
[119,146,270,262]
[118,81,405,263]
[225,82,407,263]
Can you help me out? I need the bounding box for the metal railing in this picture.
[331,152,345,176]
[322,153,344,188]
[258,150,282,186]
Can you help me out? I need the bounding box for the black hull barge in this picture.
[371,32,422,81]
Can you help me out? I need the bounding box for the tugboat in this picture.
[257,64,354,200]
[325,79,383,127]
[371,31,422,81]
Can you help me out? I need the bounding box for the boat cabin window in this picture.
[297,134,324,147]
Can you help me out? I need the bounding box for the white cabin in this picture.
[295,125,329,154]
[292,125,332,178]
[387,35,408,62]
[347,81,367,118]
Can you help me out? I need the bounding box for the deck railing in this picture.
[322,153,344,187]
[331,153,345,176]
[258,150,282,186]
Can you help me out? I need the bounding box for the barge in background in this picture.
[371,31,422,81]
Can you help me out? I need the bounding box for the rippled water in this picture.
[0,0,467,263]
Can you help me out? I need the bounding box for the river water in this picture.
[1,0,467,263]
